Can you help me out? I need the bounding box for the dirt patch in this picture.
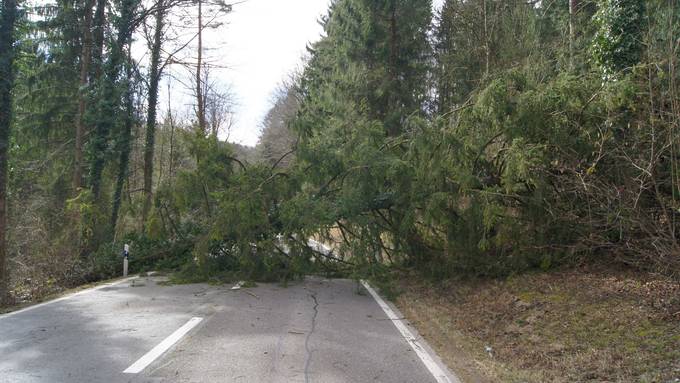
[394,267,680,382]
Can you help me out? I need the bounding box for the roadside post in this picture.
[123,244,130,277]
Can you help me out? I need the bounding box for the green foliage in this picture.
[145,132,319,283]
[3,0,680,307]
[591,0,646,78]
[89,241,124,280]
[285,0,435,276]
[89,233,194,281]
[283,0,679,279]
[66,189,107,248]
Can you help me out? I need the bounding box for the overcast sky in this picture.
[207,0,332,146]
[159,0,445,147]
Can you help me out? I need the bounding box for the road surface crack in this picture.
[304,291,319,383]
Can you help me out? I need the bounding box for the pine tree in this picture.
[292,0,432,264]
[73,0,96,190]
[88,0,138,200]
[435,0,547,111]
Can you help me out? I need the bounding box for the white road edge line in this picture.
[123,317,204,374]
[360,280,460,383]
[0,276,138,320]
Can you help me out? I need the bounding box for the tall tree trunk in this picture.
[669,0,678,242]
[92,0,106,78]
[111,52,134,233]
[482,0,490,77]
[142,0,165,227]
[569,0,577,69]
[74,0,96,190]
[195,0,206,134]
[386,1,399,136]
[194,29,210,218]
[89,0,136,199]
[168,81,175,184]
[0,0,17,305]
[168,82,176,183]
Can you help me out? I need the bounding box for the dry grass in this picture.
[394,266,680,382]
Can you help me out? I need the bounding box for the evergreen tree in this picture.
[292,0,432,264]
[88,0,139,201]
[73,0,96,190]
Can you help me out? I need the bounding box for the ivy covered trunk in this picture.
[142,0,165,227]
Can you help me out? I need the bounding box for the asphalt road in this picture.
[0,275,458,383]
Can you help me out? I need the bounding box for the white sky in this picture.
[210,0,333,146]
[157,0,445,147]
[155,0,331,147]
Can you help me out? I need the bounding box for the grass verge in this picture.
[394,266,680,382]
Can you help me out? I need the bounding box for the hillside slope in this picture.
[395,267,680,382]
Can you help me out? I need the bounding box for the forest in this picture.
[0,0,678,310]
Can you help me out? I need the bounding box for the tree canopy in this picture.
[0,0,678,304]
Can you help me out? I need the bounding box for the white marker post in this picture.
[123,243,130,277]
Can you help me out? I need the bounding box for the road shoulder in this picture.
[393,268,680,382]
